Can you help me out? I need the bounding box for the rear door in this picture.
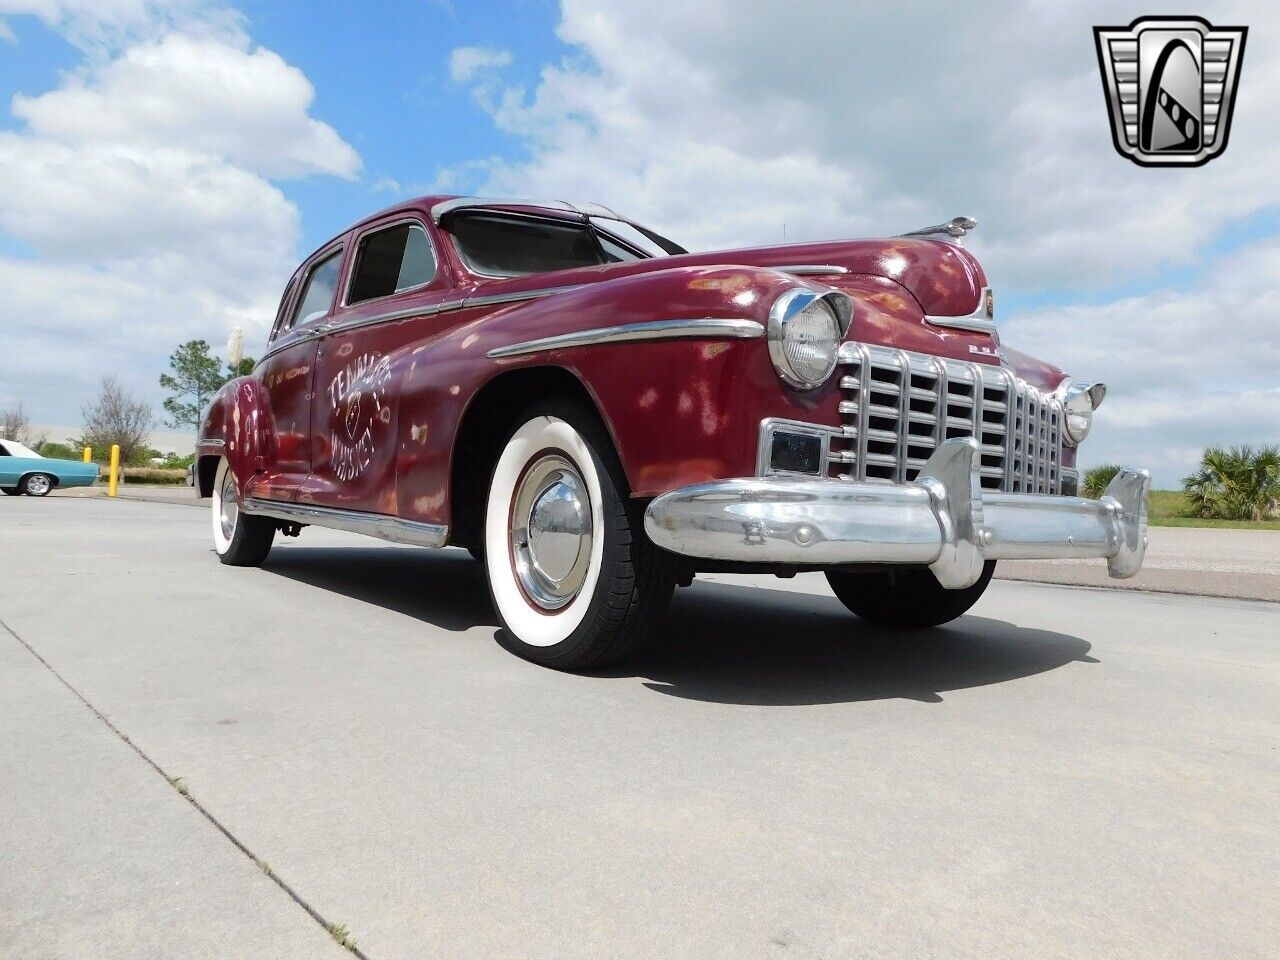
[0,443,19,486]
[304,214,451,513]
[252,242,346,501]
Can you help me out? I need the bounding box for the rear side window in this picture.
[449,213,636,277]
[348,223,436,305]
[290,250,343,328]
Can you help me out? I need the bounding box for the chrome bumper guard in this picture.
[643,438,1150,589]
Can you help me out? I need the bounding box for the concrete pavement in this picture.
[2,496,1278,958]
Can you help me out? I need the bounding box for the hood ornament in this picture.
[902,216,977,244]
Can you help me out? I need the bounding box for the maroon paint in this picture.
[197,196,1075,533]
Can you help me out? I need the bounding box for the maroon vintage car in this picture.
[197,197,1149,669]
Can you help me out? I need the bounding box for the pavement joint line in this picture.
[0,613,372,960]
[993,574,1280,606]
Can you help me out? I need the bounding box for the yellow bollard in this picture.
[83,446,92,463]
[108,445,120,497]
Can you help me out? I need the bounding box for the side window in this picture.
[0,443,9,456]
[269,278,298,341]
[289,250,343,329]
[347,223,436,305]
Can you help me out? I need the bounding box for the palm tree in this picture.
[1082,464,1122,499]
[1183,446,1280,521]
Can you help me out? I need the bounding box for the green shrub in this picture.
[1183,445,1280,521]
[1082,464,1122,499]
[37,441,80,460]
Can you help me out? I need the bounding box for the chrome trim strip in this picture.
[464,284,583,309]
[486,318,764,359]
[197,438,224,449]
[773,264,850,276]
[322,302,455,337]
[643,438,1150,581]
[241,498,449,548]
[923,286,997,336]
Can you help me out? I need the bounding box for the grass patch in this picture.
[168,776,189,796]
[1147,490,1280,531]
[326,922,358,953]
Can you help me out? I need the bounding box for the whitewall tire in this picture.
[483,400,676,669]
[211,457,275,566]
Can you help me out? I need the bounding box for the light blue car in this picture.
[0,438,99,496]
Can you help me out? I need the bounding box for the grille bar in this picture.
[832,343,1064,493]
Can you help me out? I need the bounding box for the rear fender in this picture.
[196,377,276,495]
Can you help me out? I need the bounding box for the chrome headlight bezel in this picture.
[1056,378,1106,446]
[766,288,853,391]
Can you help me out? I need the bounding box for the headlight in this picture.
[767,289,849,390]
[1057,379,1107,445]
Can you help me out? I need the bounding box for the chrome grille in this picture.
[832,344,1063,493]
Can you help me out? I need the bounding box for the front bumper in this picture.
[643,438,1149,589]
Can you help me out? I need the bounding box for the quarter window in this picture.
[290,250,343,328]
[348,223,436,305]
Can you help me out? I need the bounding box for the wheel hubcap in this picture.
[28,475,50,495]
[218,469,239,540]
[510,455,593,610]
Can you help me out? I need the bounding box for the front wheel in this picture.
[483,401,676,670]
[22,473,54,497]
[211,457,275,566]
[825,561,996,628]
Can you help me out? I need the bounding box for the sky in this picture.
[0,0,1276,486]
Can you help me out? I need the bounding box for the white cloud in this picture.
[448,45,512,83]
[11,34,359,180]
[0,5,359,424]
[441,0,1280,485]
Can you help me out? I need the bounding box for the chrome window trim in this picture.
[486,317,764,359]
[444,209,645,280]
[772,264,850,276]
[340,216,440,309]
[242,498,449,548]
[923,286,997,336]
[283,243,346,334]
[432,196,630,224]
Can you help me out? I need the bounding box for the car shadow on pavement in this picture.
[260,546,1095,706]
[262,546,496,633]
[592,580,1097,707]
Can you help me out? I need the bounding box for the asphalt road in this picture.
[2,496,1277,959]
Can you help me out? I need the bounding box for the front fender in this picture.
[396,264,841,526]
[197,377,276,495]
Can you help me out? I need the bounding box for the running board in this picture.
[241,497,449,549]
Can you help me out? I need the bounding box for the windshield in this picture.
[448,212,681,277]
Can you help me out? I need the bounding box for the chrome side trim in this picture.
[464,284,583,309]
[197,438,225,449]
[643,437,1150,582]
[321,302,455,337]
[923,286,997,336]
[241,498,449,548]
[773,264,850,276]
[486,318,764,359]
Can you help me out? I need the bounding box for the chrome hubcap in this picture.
[510,455,593,610]
[27,475,50,495]
[218,469,239,540]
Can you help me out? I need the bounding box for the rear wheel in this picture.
[483,400,676,670]
[22,473,54,497]
[211,457,275,566]
[825,561,996,628]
